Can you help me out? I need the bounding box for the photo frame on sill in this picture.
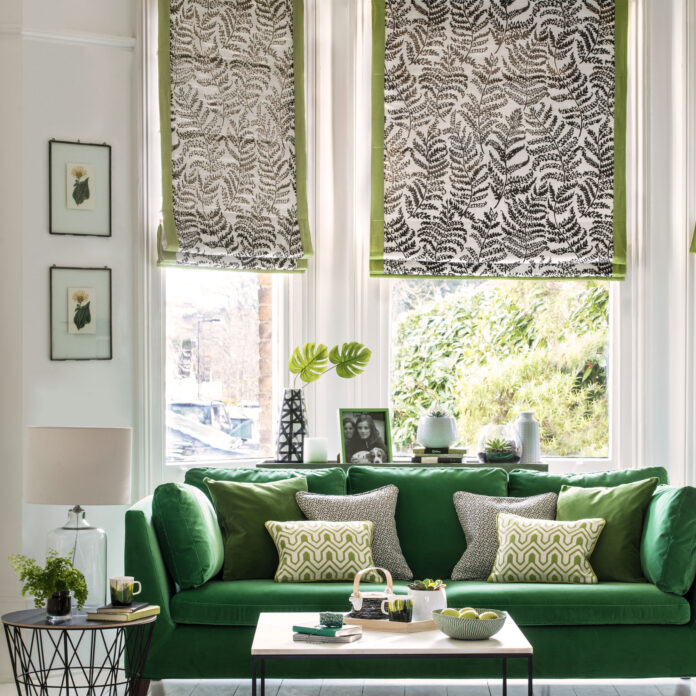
[49,139,111,237]
[338,408,392,465]
[50,266,112,361]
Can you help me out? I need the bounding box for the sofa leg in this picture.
[135,678,152,696]
[680,677,691,681]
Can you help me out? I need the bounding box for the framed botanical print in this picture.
[49,140,111,237]
[338,408,393,465]
[50,266,112,360]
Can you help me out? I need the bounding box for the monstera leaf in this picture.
[288,343,329,384]
[328,342,372,379]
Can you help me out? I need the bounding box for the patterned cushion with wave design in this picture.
[488,513,606,584]
[265,520,381,583]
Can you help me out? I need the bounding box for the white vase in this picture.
[409,587,447,622]
[516,411,541,465]
[416,416,458,449]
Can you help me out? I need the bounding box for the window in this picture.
[390,279,610,459]
[165,268,276,464]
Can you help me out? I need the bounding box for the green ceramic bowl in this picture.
[432,608,507,640]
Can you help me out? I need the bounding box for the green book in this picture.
[292,624,361,638]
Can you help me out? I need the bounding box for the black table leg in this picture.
[528,655,534,696]
[502,657,507,696]
[251,657,257,696]
[260,658,266,696]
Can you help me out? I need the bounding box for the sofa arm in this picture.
[641,485,696,596]
[125,496,175,631]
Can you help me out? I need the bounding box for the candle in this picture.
[304,437,328,463]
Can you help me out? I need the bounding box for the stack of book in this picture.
[292,624,362,643]
[411,446,467,465]
[87,602,161,622]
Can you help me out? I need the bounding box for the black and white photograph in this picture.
[338,408,392,465]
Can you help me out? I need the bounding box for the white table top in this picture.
[251,613,533,657]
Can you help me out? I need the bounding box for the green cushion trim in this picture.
[347,466,508,579]
[152,483,224,590]
[205,476,307,581]
[642,485,696,595]
[169,579,689,628]
[185,466,346,499]
[508,466,669,497]
[557,478,658,582]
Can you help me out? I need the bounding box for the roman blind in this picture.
[370,0,627,279]
[157,0,312,271]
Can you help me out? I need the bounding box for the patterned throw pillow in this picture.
[451,492,557,580]
[488,513,606,584]
[265,520,382,583]
[296,485,413,580]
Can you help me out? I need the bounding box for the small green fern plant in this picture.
[288,342,371,388]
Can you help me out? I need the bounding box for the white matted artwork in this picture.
[67,287,96,335]
[51,267,112,360]
[50,140,110,236]
[66,163,95,210]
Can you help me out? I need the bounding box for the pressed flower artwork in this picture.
[66,162,94,210]
[67,287,96,334]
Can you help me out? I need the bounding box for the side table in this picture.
[2,609,156,695]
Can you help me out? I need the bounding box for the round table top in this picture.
[2,609,158,630]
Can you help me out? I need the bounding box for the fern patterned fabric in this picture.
[265,520,382,583]
[157,0,312,271]
[488,513,606,584]
[371,0,627,279]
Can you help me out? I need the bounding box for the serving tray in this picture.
[343,616,437,633]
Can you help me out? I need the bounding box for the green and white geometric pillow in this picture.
[265,520,382,583]
[488,513,606,584]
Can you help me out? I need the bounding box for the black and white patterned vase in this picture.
[276,388,307,463]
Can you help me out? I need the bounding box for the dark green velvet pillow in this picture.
[557,477,659,582]
[347,466,508,580]
[641,485,696,595]
[152,483,224,589]
[509,466,668,497]
[186,466,345,498]
[205,476,308,580]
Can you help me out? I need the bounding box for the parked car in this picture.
[168,400,253,440]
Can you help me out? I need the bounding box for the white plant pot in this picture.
[416,416,458,449]
[409,587,447,622]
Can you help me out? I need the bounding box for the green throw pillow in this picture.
[641,485,696,595]
[205,476,308,580]
[265,520,381,583]
[152,483,224,589]
[557,477,658,582]
[488,513,606,584]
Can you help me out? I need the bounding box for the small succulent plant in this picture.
[428,407,451,418]
[408,578,445,591]
[484,437,513,453]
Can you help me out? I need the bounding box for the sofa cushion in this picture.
[641,485,696,595]
[557,478,658,582]
[152,483,224,589]
[205,476,307,580]
[348,466,508,579]
[169,579,690,627]
[185,466,346,499]
[508,466,669,497]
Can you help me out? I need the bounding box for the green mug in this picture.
[110,576,142,606]
[381,597,413,622]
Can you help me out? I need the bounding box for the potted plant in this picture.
[277,341,371,462]
[476,423,521,464]
[9,550,88,624]
[407,578,447,621]
[414,384,458,449]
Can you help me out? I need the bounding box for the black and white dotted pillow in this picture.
[296,484,413,580]
[451,491,558,580]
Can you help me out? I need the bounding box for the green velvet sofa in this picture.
[125,464,696,682]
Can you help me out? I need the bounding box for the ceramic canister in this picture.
[410,587,447,622]
[516,411,541,465]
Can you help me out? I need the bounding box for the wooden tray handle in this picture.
[351,567,394,597]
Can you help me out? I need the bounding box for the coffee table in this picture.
[251,612,533,696]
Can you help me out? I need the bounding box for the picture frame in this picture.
[338,408,392,465]
[49,139,111,237]
[50,266,112,360]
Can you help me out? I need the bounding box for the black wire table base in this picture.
[3,620,155,696]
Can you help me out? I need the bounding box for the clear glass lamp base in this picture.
[47,507,106,607]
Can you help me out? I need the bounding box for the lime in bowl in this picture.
[432,608,507,640]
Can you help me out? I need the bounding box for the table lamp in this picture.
[24,427,132,607]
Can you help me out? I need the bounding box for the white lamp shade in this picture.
[25,427,132,505]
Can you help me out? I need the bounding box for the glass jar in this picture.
[476,423,521,464]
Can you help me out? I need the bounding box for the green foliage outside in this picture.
[391,279,609,457]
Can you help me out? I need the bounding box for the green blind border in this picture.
[156,0,313,270]
[369,0,628,282]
